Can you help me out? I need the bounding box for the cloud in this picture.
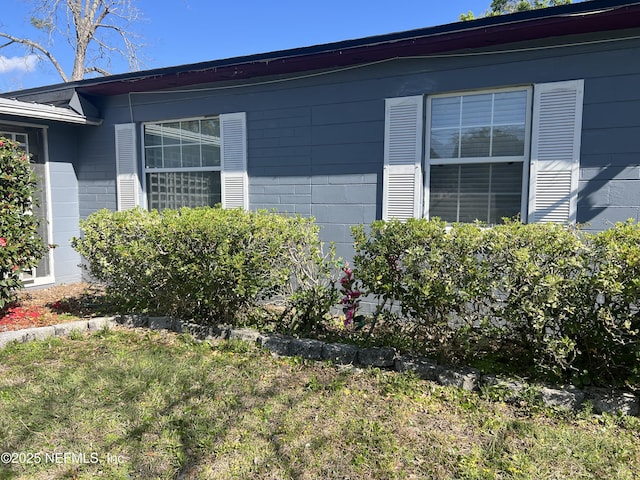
[0,54,38,74]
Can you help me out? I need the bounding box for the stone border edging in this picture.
[0,317,116,349]
[1,314,638,417]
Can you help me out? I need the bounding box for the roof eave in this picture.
[78,1,640,96]
[5,0,640,99]
[0,98,102,125]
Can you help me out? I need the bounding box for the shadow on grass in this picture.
[0,330,398,479]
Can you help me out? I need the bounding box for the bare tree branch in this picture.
[84,65,109,76]
[2,0,143,82]
[0,32,68,81]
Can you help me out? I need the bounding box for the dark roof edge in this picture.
[5,0,640,98]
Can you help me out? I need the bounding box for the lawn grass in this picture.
[0,327,639,479]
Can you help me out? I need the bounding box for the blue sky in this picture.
[0,0,508,91]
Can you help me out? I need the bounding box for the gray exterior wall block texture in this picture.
[580,166,640,181]
[609,183,640,207]
[58,30,640,270]
[38,125,83,285]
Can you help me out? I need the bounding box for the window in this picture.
[114,112,247,212]
[429,162,523,224]
[143,118,222,211]
[425,88,531,224]
[383,80,583,225]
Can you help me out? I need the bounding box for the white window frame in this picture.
[142,115,223,211]
[116,112,248,212]
[424,86,533,223]
[383,80,583,225]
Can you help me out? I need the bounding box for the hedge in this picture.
[73,207,640,388]
[351,218,640,387]
[72,207,338,330]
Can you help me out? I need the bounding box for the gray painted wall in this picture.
[72,31,640,262]
[43,124,83,284]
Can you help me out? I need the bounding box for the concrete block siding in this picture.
[578,166,640,230]
[48,161,82,284]
[249,173,377,260]
[247,99,381,259]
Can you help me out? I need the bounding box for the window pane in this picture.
[431,97,460,129]
[147,171,221,211]
[429,162,522,224]
[461,94,492,127]
[163,145,181,168]
[429,164,460,221]
[460,163,490,192]
[492,162,523,193]
[493,91,527,124]
[181,120,201,140]
[491,194,522,224]
[459,194,490,223]
[430,129,459,159]
[459,165,490,223]
[182,144,201,167]
[162,122,180,145]
[460,127,491,158]
[202,144,221,166]
[430,164,460,193]
[492,125,525,157]
[144,124,162,146]
[15,134,28,146]
[201,118,220,138]
[144,147,163,168]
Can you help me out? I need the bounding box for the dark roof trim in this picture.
[7,0,640,98]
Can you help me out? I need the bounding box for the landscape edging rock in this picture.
[0,317,117,349]
[175,317,639,416]
[1,314,637,417]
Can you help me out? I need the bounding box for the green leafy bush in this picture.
[352,219,491,358]
[484,221,589,376]
[73,207,337,326]
[0,137,48,311]
[350,218,640,387]
[578,221,640,386]
[71,208,163,314]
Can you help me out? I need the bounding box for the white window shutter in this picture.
[383,96,424,221]
[115,123,140,211]
[221,112,248,210]
[528,80,583,224]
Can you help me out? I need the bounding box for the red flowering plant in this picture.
[338,263,365,328]
[0,137,48,312]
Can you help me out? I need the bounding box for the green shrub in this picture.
[351,219,492,358]
[578,220,640,386]
[73,207,337,326]
[350,218,640,388]
[0,137,48,311]
[484,220,589,377]
[71,208,163,314]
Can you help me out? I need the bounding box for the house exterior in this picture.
[1,0,639,287]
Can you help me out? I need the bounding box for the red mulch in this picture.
[0,283,108,332]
